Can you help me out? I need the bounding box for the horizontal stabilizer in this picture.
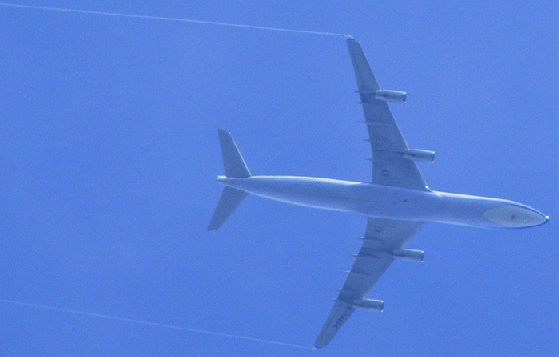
[218,129,251,178]
[207,187,248,231]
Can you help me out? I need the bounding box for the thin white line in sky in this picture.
[0,298,311,350]
[0,2,347,37]
[0,1,334,350]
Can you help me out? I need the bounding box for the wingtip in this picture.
[345,34,356,41]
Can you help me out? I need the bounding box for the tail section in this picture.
[207,187,248,231]
[207,130,251,231]
[217,129,250,178]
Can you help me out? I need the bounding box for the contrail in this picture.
[0,298,310,350]
[1,1,331,350]
[0,2,346,37]
[1,1,331,351]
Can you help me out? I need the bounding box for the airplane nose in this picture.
[483,204,549,228]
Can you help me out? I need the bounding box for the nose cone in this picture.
[483,204,549,228]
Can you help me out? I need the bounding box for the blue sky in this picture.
[0,1,557,355]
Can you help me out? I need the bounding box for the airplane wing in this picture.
[314,38,427,348]
[347,37,428,191]
[314,218,424,348]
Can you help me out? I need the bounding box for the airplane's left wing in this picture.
[314,218,424,348]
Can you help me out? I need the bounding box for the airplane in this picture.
[207,36,549,348]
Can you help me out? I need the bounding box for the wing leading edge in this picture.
[314,38,427,348]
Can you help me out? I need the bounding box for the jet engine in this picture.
[374,90,407,103]
[403,149,435,162]
[350,298,384,311]
[392,249,424,262]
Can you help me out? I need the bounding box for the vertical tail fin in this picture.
[207,130,251,231]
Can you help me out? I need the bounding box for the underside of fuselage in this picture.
[217,175,548,228]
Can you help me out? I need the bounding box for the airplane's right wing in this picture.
[346,37,428,191]
[314,218,424,348]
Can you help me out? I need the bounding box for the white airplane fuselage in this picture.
[217,175,548,228]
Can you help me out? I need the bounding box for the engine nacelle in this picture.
[375,90,407,103]
[392,249,424,262]
[351,298,384,311]
[403,149,435,162]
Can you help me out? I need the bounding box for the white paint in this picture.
[217,175,548,228]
